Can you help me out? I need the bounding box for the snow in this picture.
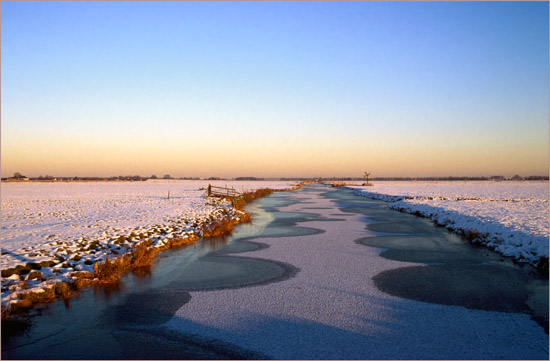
[165,187,548,359]
[347,181,549,266]
[0,180,297,305]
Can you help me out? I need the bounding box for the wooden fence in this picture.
[207,184,243,201]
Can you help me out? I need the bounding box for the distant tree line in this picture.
[235,177,265,181]
[3,173,548,182]
[281,175,549,181]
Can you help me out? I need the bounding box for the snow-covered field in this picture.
[348,181,549,267]
[0,180,297,307]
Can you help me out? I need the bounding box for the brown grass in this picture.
[3,231,211,319]
[70,271,96,289]
[26,271,43,281]
[94,240,161,283]
[203,188,271,238]
[8,285,59,315]
[94,254,131,283]
[233,188,273,211]
[458,228,483,244]
[1,278,80,319]
[162,233,200,249]
[1,305,11,320]
[130,241,158,268]
[53,282,76,299]
[200,216,240,238]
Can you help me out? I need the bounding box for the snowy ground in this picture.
[347,181,549,267]
[0,180,297,307]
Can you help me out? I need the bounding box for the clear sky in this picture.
[1,1,548,178]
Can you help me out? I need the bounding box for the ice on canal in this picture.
[164,185,548,360]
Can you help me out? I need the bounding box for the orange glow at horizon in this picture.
[2,129,548,179]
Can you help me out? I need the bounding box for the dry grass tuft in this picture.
[70,271,96,289]
[1,305,11,320]
[238,211,252,223]
[73,278,96,289]
[458,228,482,244]
[70,271,94,279]
[94,241,159,283]
[2,281,75,319]
[12,298,33,310]
[163,234,199,249]
[53,282,76,299]
[94,254,131,283]
[130,242,158,269]
[26,271,43,281]
[200,216,239,238]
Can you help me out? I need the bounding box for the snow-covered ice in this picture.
[165,186,548,359]
[348,181,549,266]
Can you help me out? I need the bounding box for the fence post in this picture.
[208,184,211,197]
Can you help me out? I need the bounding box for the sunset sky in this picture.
[1,1,548,178]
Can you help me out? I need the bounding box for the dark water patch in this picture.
[107,289,192,326]
[253,222,324,238]
[318,190,345,199]
[211,239,270,255]
[166,256,299,291]
[526,280,550,334]
[341,202,387,209]
[320,189,386,206]
[357,233,549,333]
[1,319,32,344]
[355,235,457,252]
[248,209,326,238]
[259,194,301,210]
[373,264,529,313]
[366,221,442,235]
[367,216,421,224]
[269,210,320,219]
[379,249,481,264]
[338,206,394,217]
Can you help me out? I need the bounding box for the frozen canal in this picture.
[2,184,548,359]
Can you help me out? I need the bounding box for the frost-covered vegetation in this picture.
[349,181,549,269]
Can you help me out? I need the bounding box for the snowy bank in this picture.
[348,181,549,269]
[1,180,298,310]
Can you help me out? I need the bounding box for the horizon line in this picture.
[2,175,549,181]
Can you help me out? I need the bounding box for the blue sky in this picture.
[1,1,548,178]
